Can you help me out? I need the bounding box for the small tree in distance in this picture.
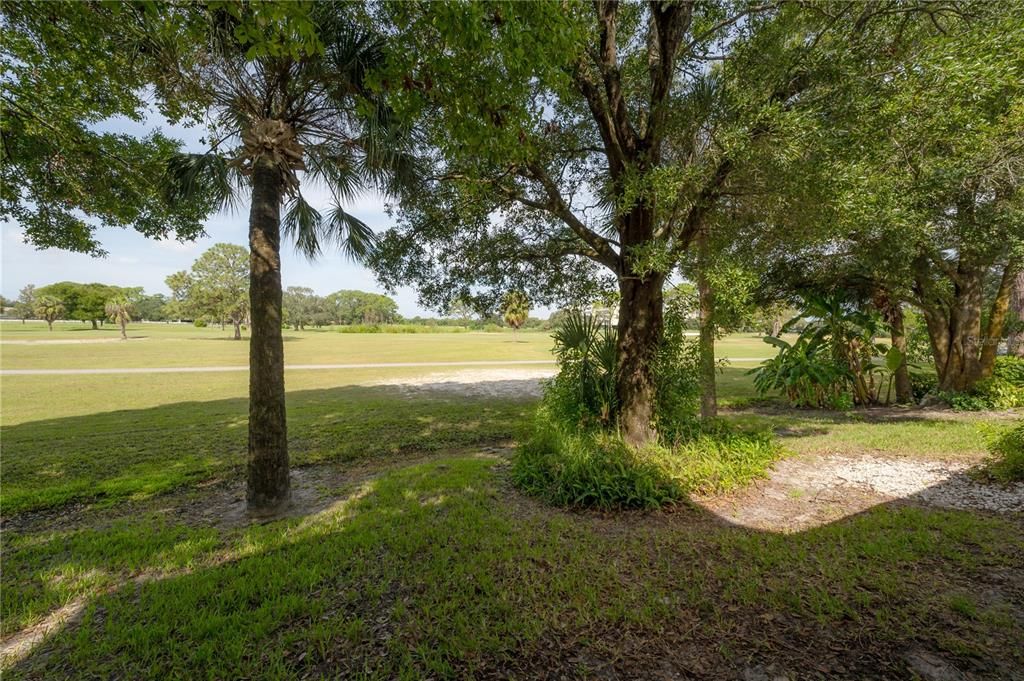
[105,295,135,340]
[14,284,36,324]
[34,295,64,331]
[502,291,530,338]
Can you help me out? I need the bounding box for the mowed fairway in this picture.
[4,322,1019,679]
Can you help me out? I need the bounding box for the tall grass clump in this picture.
[513,309,781,510]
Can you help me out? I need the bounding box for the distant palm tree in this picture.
[105,295,134,340]
[34,295,64,331]
[502,291,530,338]
[161,9,419,515]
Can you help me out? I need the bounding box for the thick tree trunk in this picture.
[233,318,242,341]
[616,273,664,447]
[246,164,290,515]
[119,319,127,341]
[91,319,98,330]
[888,304,912,404]
[979,261,1017,376]
[696,230,717,418]
[1008,271,1024,357]
[937,266,985,392]
[46,320,53,331]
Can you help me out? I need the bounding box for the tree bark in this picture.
[1008,271,1024,357]
[616,273,664,447]
[246,163,290,515]
[888,304,912,404]
[46,320,53,331]
[120,319,127,341]
[91,319,98,330]
[937,265,984,392]
[979,260,1017,376]
[696,229,717,418]
[233,317,242,341]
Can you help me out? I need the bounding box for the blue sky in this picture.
[0,112,435,317]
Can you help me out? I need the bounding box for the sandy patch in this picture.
[700,454,1024,532]
[367,367,556,399]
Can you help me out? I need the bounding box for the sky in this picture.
[0,112,437,317]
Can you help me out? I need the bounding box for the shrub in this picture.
[544,307,699,435]
[750,336,852,408]
[544,311,618,428]
[193,319,207,328]
[512,410,780,510]
[944,357,1024,411]
[980,423,1024,482]
[909,371,938,402]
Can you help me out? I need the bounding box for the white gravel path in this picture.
[781,455,1024,513]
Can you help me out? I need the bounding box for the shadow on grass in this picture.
[0,383,536,516]
[3,456,1021,680]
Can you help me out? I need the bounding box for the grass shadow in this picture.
[3,458,1021,679]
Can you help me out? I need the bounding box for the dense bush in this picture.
[543,308,699,434]
[751,336,852,408]
[945,356,1024,410]
[517,308,776,510]
[980,423,1024,482]
[512,410,780,510]
[543,312,618,428]
[749,293,907,408]
[909,371,938,402]
[193,319,207,328]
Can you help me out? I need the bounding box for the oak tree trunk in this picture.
[91,319,98,330]
[246,164,290,515]
[616,273,664,447]
[1008,271,1024,357]
[979,261,1017,376]
[233,318,242,341]
[888,304,912,404]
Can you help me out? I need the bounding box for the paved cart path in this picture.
[0,360,561,376]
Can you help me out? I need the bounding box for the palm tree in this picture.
[105,295,134,340]
[161,9,419,515]
[34,295,64,331]
[502,291,530,338]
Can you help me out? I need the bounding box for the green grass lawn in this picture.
[0,323,789,370]
[2,328,1020,678]
[4,455,1021,678]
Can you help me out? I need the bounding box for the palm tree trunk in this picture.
[120,318,127,341]
[247,163,290,515]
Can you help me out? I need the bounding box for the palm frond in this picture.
[165,152,244,213]
[326,201,378,262]
[282,193,324,260]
